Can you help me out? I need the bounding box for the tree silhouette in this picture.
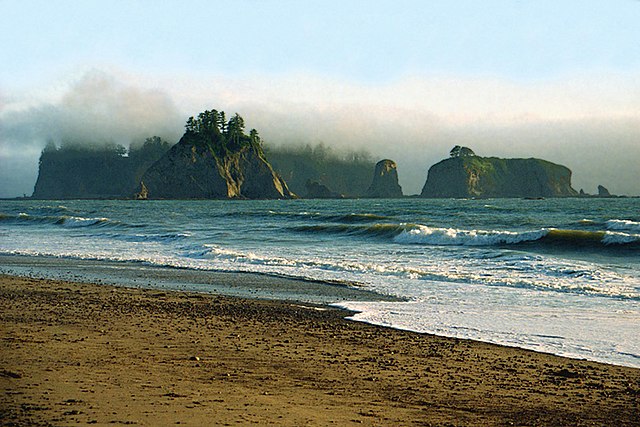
[249,129,261,145]
[450,145,476,158]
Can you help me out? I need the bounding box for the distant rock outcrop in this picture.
[141,110,294,199]
[598,185,612,197]
[579,185,618,198]
[366,159,403,198]
[134,181,149,200]
[421,150,578,198]
[304,180,343,199]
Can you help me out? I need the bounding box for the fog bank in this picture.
[1,71,182,197]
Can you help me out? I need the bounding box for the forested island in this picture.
[420,146,579,198]
[140,110,294,199]
[32,137,171,199]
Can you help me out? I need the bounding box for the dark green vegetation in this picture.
[141,110,294,199]
[421,152,578,198]
[264,143,375,198]
[182,110,263,156]
[32,137,170,199]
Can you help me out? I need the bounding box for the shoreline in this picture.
[0,254,400,305]
[2,274,639,426]
[5,253,636,370]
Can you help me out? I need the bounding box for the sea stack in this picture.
[597,185,612,197]
[141,110,294,199]
[366,159,403,198]
[134,181,149,200]
[421,147,578,198]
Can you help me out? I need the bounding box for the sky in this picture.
[1,0,639,196]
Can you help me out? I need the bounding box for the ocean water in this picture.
[1,198,639,368]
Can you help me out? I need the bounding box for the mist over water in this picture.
[2,69,640,197]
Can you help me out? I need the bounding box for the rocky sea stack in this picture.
[421,146,578,198]
[366,159,403,198]
[141,110,294,199]
[598,185,612,197]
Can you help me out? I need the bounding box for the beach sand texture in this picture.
[1,275,639,426]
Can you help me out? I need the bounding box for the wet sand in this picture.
[1,275,639,426]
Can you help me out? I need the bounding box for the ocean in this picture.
[1,198,639,368]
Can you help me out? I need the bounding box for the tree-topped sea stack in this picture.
[366,159,403,198]
[421,146,578,198]
[141,110,294,199]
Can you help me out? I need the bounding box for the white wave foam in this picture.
[61,216,110,227]
[116,232,192,243]
[202,244,298,267]
[394,225,547,246]
[603,231,640,245]
[607,219,640,233]
[337,299,640,369]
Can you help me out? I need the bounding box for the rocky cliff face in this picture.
[141,133,294,199]
[421,156,578,198]
[366,159,403,198]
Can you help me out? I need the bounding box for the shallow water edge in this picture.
[0,254,398,305]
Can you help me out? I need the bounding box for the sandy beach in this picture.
[1,274,639,426]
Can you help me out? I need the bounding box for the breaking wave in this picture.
[293,222,640,249]
[0,212,138,229]
[395,226,547,246]
[607,219,640,233]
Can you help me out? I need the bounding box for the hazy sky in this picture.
[1,1,639,196]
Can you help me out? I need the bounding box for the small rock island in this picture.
[141,110,294,199]
[421,146,578,198]
[366,159,403,198]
